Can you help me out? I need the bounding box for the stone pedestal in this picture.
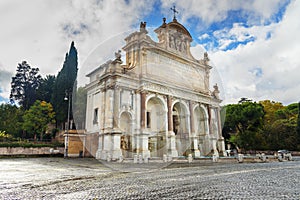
[168,131,178,157]
[217,137,226,156]
[97,130,122,161]
[138,132,150,158]
[199,134,210,156]
[191,136,200,158]
[110,131,122,160]
[99,134,111,160]
[210,137,218,155]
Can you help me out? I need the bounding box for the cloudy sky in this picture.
[0,0,299,105]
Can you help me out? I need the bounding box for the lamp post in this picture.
[64,90,71,158]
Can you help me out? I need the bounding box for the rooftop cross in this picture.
[170,5,178,20]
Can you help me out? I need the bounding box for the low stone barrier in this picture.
[0,147,64,156]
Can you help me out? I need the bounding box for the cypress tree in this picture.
[51,41,78,127]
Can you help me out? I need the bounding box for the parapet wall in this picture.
[0,147,64,156]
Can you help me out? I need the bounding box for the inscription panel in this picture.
[146,51,206,91]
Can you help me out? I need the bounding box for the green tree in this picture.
[22,100,55,141]
[36,75,56,103]
[272,103,298,150]
[10,61,42,110]
[0,103,24,138]
[0,131,13,142]
[260,100,284,124]
[223,99,264,151]
[259,101,299,150]
[51,41,78,127]
[259,100,284,150]
[297,102,300,147]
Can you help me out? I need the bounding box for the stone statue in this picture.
[212,83,220,99]
[204,52,209,65]
[176,38,181,51]
[169,34,175,49]
[114,50,122,63]
[180,35,187,54]
[140,21,147,32]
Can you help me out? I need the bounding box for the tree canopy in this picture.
[223,99,299,151]
[10,61,42,110]
[297,102,300,147]
[36,75,56,103]
[223,100,264,151]
[0,104,24,138]
[22,100,55,141]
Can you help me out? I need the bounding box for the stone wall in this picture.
[68,136,84,157]
[0,147,64,156]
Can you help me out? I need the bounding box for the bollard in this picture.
[133,154,138,164]
[188,154,193,163]
[118,155,123,163]
[139,154,143,164]
[212,154,219,162]
[278,154,283,162]
[107,154,111,162]
[260,153,266,162]
[237,154,244,163]
[163,154,167,162]
[144,156,149,164]
[286,153,292,161]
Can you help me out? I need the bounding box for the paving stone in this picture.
[0,157,299,199]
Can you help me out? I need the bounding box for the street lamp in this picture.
[64,90,71,158]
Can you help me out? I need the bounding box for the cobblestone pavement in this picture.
[0,157,299,199]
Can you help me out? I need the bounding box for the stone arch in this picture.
[145,94,167,112]
[146,96,167,157]
[146,96,167,133]
[193,104,209,136]
[171,99,190,115]
[172,101,189,138]
[172,101,190,156]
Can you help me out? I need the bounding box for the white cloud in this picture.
[0,67,12,101]
[161,0,289,28]
[198,33,209,40]
[209,0,300,104]
[0,0,154,101]
[0,0,298,106]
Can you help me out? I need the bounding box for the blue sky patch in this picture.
[250,67,263,78]
[142,1,291,52]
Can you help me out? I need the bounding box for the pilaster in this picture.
[167,95,178,157]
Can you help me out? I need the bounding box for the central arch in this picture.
[172,101,190,156]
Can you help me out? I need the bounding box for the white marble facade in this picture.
[85,18,226,160]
